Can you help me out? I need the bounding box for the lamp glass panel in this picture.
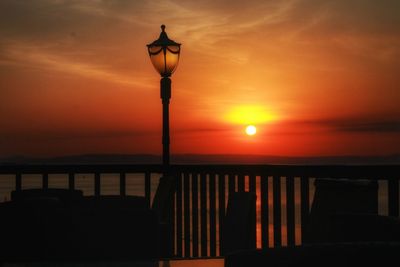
[165,45,180,75]
[149,46,162,54]
[168,45,180,53]
[149,46,165,75]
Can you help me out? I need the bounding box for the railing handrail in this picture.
[1,164,399,179]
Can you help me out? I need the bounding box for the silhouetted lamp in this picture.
[147,25,181,168]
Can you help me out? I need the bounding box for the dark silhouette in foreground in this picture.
[225,178,400,267]
[223,192,256,255]
[225,242,400,267]
[0,188,170,263]
[1,166,400,265]
[305,178,400,243]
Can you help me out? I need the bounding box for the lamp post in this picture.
[147,25,181,259]
[147,25,181,170]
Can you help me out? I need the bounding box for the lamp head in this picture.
[147,25,181,77]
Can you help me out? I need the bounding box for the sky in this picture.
[0,0,399,158]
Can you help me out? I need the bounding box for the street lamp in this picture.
[147,25,181,168]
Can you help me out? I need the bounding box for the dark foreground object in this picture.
[306,178,379,243]
[0,189,159,262]
[222,192,256,254]
[225,242,400,267]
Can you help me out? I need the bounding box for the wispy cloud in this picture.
[295,118,400,133]
[1,41,153,88]
[0,0,399,156]
[0,128,157,142]
[331,120,400,133]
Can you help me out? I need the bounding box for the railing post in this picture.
[120,172,126,196]
[144,172,151,207]
[300,176,310,243]
[94,173,100,196]
[42,173,49,189]
[228,174,235,197]
[16,173,22,191]
[68,173,75,190]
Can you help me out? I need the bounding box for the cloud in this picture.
[0,128,157,143]
[332,120,400,133]
[0,41,153,88]
[1,0,399,68]
[297,117,400,133]
[0,0,155,84]
[174,127,228,134]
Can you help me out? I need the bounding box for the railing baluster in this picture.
[200,172,207,257]
[170,176,176,257]
[249,173,257,249]
[120,172,126,196]
[16,173,21,191]
[145,172,151,208]
[261,175,269,248]
[183,173,191,257]
[176,173,183,257]
[68,173,75,190]
[218,173,226,255]
[238,174,245,192]
[286,176,295,246]
[300,176,310,244]
[228,174,235,197]
[192,173,199,257]
[249,174,256,193]
[42,173,48,189]
[273,175,282,247]
[209,173,217,257]
[94,173,100,196]
[388,178,399,217]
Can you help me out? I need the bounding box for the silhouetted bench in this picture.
[222,192,256,255]
[327,213,400,242]
[0,189,159,262]
[11,188,84,204]
[305,178,378,243]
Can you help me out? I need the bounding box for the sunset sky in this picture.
[0,0,399,158]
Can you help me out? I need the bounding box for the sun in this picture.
[245,125,257,136]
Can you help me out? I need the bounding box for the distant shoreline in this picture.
[1,153,400,165]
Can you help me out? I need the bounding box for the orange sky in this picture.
[0,0,399,158]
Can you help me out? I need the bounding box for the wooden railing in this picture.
[1,164,399,259]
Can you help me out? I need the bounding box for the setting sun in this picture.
[245,125,257,136]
